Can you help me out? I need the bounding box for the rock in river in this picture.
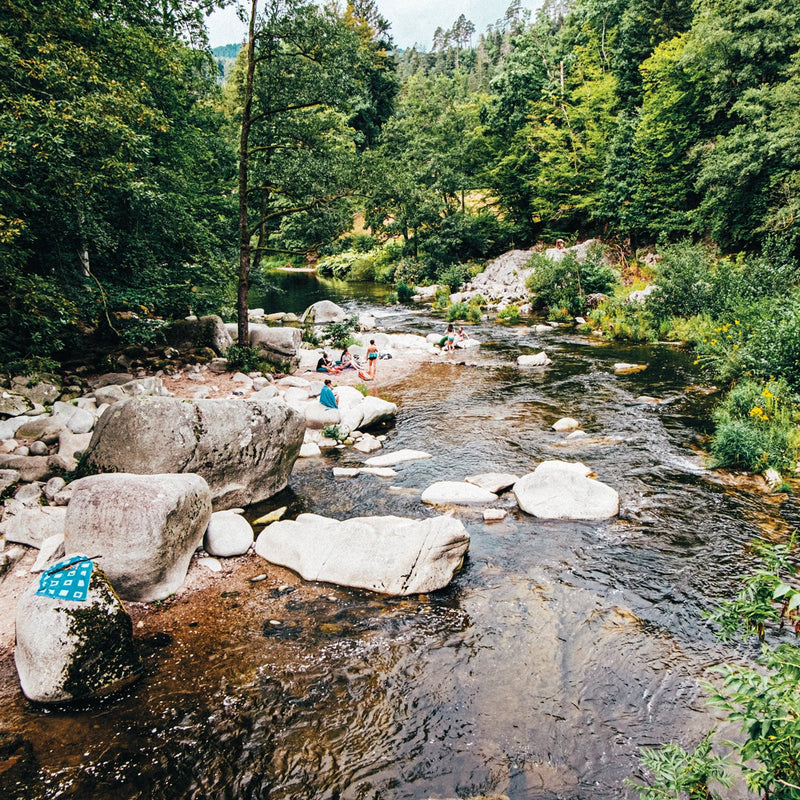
[254,513,470,595]
[15,556,142,704]
[513,460,619,520]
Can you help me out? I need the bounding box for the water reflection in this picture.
[1,277,783,799]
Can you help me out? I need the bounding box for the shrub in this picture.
[225,343,270,373]
[433,286,451,310]
[588,297,657,343]
[396,281,416,303]
[322,424,343,442]
[497,304,521,323]
[436,262,473,293]
[711,378,800,473]
[526,245,617,317]
[647,240,716,320]
[323,317,359,349]
[446,302,469,321]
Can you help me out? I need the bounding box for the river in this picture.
[2,270,796,799]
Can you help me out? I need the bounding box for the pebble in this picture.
[250,573,267,583]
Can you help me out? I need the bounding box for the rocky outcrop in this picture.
[64,473,212,602]
[513,460,619,520]
[254,513,470,595]
[81,395,304,509]
[464,249,536,303]
[15,556,142,703]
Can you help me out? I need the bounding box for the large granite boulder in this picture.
[513,460,619,520]
[64,473,212,602]
[255,513,470,595]
[301,300,348,325]
[15,556,142,703]
[247,324,302,369]
[165,314,233,355]
[81,395,304,509]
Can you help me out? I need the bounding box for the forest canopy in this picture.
[1,0,799,369]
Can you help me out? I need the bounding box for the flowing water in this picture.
[2,271,798,799]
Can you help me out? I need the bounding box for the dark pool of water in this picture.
[2,276,797,799]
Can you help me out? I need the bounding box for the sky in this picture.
[206,1,543,50]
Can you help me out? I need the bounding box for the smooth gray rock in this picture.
[93,385,126,406]
[64,473,212,602]
[465,472,519,494]
[255,513,470,595]
[203,511,254,557]
[552,417,581,433]
[10,376,61,407]
[15,415,69,444]
[67,407,95,434]
[91,373,133,389]
[165,314,233,355]
[0,415,30,439]
[44,476,67,501]
[29,441,48,456]
[81,396,304,510]
[359,396,398,430]
[0,498,66,548]
[513,460,619,520]
[13,482,42,505]
[30,533,65,573]
[58,430,92,461]
[365,449,431,468]
[0,454,51,482]
[15,558,142,704]
[517,352,553,367]
[0,468,21,496]
[0,391,33,418]
[248,325,301,367]
[301,300,348,325]
[421,481,499,506]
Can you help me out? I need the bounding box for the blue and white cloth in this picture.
[36,556,94,602]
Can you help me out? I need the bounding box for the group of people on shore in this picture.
[316,340,379,382]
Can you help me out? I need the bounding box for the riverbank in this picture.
[0,333,453,658]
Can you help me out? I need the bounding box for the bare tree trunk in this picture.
[237,0,259,348]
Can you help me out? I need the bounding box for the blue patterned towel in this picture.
[36,556,95,602]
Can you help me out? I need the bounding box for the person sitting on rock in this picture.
[316,352,341,374]
[339,346,371,380]
[320,379,338,409]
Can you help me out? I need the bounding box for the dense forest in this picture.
[2,0,799,362]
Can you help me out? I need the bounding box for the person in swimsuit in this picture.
[366,339,379,379]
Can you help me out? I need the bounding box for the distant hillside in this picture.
[212,43,242,59]
[212,43,242,84]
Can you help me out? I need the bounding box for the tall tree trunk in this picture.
[237,0,259,348]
